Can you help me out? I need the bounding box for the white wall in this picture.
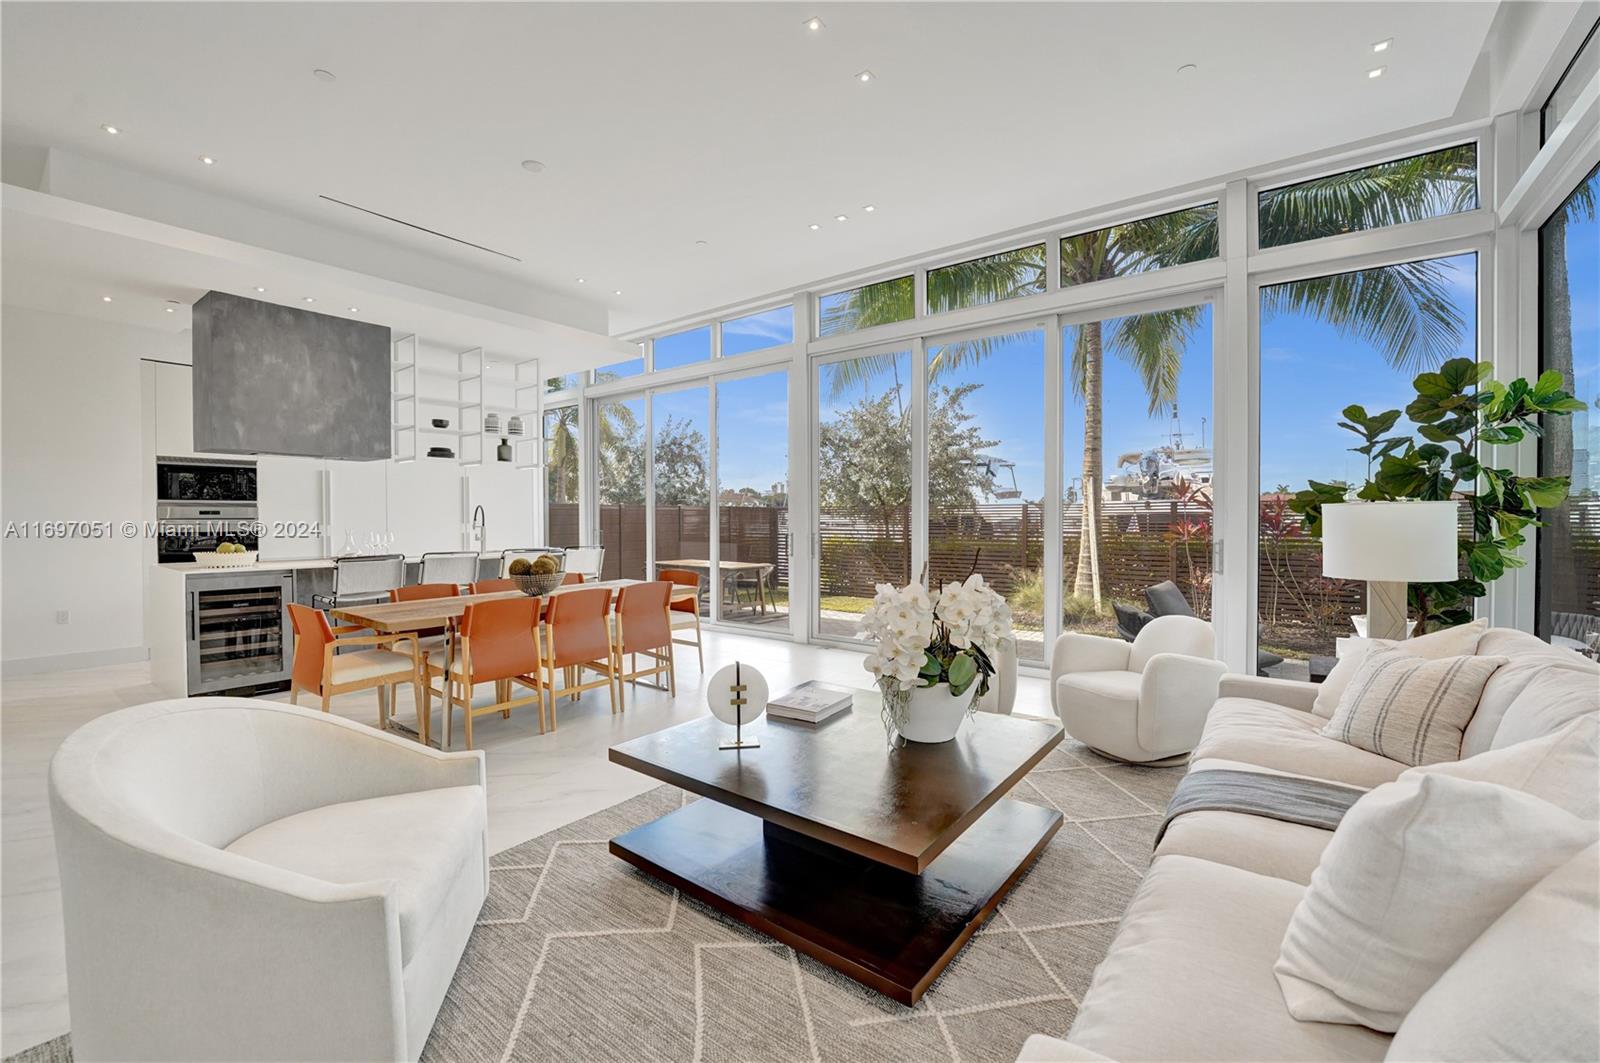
[1,306,187,672]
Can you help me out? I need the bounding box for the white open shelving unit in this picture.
[392,334,541,470]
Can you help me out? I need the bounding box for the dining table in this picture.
[655,558,777,616]
[331,578,696,749]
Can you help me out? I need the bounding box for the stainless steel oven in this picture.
[185,570,295,694]
[157,456,259,563]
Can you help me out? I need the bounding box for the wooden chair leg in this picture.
[415,671,429,748]
[667,646,677,696]
[377,684,389,728]
[463,676,475,750]
[695,614,704,670]
[606,662,619,715]
[289,686,300,705]
[321,689,332,713]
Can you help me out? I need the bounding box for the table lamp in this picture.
[1321,500,1459,641]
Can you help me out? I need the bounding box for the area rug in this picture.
[6,740,1184,1063]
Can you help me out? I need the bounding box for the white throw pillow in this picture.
[1320,650,1506,766]
[1386,844,1599,1062]
[1414,713,1600,820]
[1274,773,1597,1031]
[1491,669,1600,749]
[1312,619,1488,718]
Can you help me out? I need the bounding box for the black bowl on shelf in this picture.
[431,417,450,429]
[426,446,455,459]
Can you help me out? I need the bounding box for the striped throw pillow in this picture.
[1320,650,1508,766]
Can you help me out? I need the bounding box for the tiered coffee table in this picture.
[608,693,1063,1003]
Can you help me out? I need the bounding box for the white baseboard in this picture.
[2,645,149,678]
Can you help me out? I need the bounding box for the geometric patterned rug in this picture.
[5,737,1185,1063]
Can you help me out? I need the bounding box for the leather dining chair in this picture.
[560,572,585,586]
[286,603,423,739]
[426,596,545,749]
[470,578,518,594]
[611,581,675,700]
[657,568,705,671]
[540,586,618,730]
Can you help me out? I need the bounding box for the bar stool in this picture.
[426,596,545,749]
[500,547,566,576]
[564,545,605,581]
[657,568,705,671]
[286,603,422,737]
[540,586,618,730]
[419,550,482,590]
[611,581,676,700]
[311,554,406,611]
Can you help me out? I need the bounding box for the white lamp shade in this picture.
[1321,501,1460,582]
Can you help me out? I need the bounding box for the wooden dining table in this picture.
[655,558,776,615]
[331,578,695,749]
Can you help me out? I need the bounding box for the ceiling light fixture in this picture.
[303,296,315,303]
[809,223,820,230]
[1177,63,1197,74]
[804,15,823,31]
[835,214,847,222]
[576,277,586,284]
[863,204,876,212]
[1368,66,1386,79]
[199,155,216,165]
[856,70,874,83]
[1372,38,1392,53]
[614,289,623,296]
[348,306,359,313]
[101,124,120,135]
[694,239,709,246]
[254,286,266,293]
[165,306,176,313]
[101,296,113,302]
[520,159,545,173]
[312,68,336,82]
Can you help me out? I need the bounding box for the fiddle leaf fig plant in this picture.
[1290,358,1581,633]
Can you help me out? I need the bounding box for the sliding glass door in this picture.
[596,395,647,580]
[716,369,790,627]
[651,385,711,616]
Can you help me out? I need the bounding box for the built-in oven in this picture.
[156,457,259,563]
[185,570,295,695]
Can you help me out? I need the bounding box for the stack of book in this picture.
[767,681,856,724]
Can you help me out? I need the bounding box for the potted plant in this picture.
[860,574,1014,744]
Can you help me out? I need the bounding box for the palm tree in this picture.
[822,144,1480,605]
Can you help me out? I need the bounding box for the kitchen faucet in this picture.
[471,505,486,551]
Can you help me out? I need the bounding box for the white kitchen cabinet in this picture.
[153,361,195,457]
[256,455,327,559]
[386,458,464,557]
[466,462,536,552]
[325,459,390,555]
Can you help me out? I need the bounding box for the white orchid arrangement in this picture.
[861,574,1014,702]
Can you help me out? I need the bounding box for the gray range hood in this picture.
[192,290,392,461]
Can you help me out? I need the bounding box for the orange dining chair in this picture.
[560,571,585,586]
[425,596,545,749]
[470,578,518,594]
[611,581,676,700]
[540,586,618,730]
[657,568,705,671]
[287,602,423,739]
[388,582,460,643]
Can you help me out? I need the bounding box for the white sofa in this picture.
[1050,615,1227,763]
[49,697,488,1063]
[1023,628,1600,1061]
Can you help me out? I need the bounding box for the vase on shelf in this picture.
[497,437,512,462]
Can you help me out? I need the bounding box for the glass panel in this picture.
[1258,253,1478,673]
[1543,21,1599,143]
[716,370,790,627]
[928,244,1046,313]
[596,395,646,579]
[194,582,287,682]
[1062,305,1214,645]
[652,386,711,617]
[927,329,1046,661]
[722,306,795,355]
[817,275,914,338]
[653,326,712,371]
[816,350,912,637]
[594,349,645,384]
[1258,144,1478,249]
[1538,163,1599,648]
[543,405,581,549]
[544,372,581,394]
[1061,205,1218,288]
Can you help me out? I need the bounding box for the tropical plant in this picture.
[1290,358,1581,631]
[651,415,709,506]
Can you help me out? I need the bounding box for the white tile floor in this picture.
[0,630,1054,1057]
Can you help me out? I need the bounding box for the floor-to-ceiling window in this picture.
[544,403,581,548]
[815,349,912,638]
[1257,252,1479,667]
[716,369,789,627]
[926,328,1047,660]
[1062,304,1215,640]
[596,395,647,579]
[1538,163,1599,647]
[651,386,711,615]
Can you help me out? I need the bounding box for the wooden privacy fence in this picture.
[548,503,789,586]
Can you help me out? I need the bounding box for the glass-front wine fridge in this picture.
[185,571,295,694]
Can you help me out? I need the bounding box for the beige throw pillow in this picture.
[1274,774,1597,1032]
[1310,618,1488,718]
[1320,650,1506,767]
[1415,713,1600,819]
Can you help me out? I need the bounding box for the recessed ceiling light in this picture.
[520,159,545,174]
[303,296,315,303]
[835,214,848,222]
[100,124,120,135]
[101,295,113,302]
[1368,66,1386,79]
[348,306,359,313]
[809,223,820,230]
[613,289,623,296]
[694,239,709,247]
[312,68,336,82]
[254,286,266,293]
[804,15,823,31]
[856,70,874,83]
[1372,38,1392,53]
[165,306,176,313]
[199,155,216,165]
[1177,63,1197,74]
[576,277,586,284]
[863,205,876,212]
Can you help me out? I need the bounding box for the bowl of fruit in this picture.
[507,553,566,597]
[192,542,258,568]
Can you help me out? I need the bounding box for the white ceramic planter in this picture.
[895,683,978,743]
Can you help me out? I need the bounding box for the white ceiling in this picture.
[3,2,1505,334]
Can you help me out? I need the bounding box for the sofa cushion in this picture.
[1192,699,1406,790]
[1415,713,1600,820]
[1055,670,1142,711]
[1154,809,1332,885]
[226,784,486,963]
[1068,855,1391,1062]
[1385,843,1599,1063]
[1319,651,1506,767]
[1462,632,1597,756]
[1490,668,1600,750]
[1274,774,1597,1032]
[1311,619,1488,718]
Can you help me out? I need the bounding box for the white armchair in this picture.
[48,697,488,1063]
[1050,615,1227,763]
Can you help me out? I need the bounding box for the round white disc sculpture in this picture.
[707,661,767,749]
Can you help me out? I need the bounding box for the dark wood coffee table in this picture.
[608,693,1063,1004]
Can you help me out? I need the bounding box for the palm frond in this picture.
[1106,306,1204,415]
[1259,144,1478,247]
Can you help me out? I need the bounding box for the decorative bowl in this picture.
[191,550,258,568]
[510,570,565,597]
[431,417,450,429]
